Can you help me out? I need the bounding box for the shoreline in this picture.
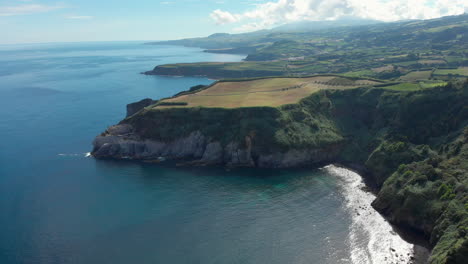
[93,157,432,263]
[324,165,431,264]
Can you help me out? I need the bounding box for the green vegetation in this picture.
[419,81,448,89]
[147,14,468,81]
[148,61,289,79]
[423,23,468,33]
[155,102,188,106]
[380,82,422,91]
[399,70,433,81]
[373,131,468,263]
[434,67,468,77]
[137,14,468,264]
[121,79,468,263]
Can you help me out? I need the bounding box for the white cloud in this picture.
[210,9,241,24]
[210,0,468,32]
[0,4,66,16]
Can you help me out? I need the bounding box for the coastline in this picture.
[93,131,435,264]
[324,165,430,264]
[95,45,468,262]
[94,157,432,263]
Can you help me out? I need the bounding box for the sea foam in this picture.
[323,165,414,264]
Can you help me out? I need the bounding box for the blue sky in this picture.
[1,0,466,44]
[1,0,255,44]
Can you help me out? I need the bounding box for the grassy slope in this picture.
[156,76,379,108]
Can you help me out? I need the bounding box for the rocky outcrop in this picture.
[126,98,155,117]
[200,142,223,164]
[93,126,206,160]
[92,124,341,168]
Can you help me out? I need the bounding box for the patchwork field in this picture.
[433,67,468,76]
[398,70,432,81]
[381,80,447,91]
[155,76,379,108]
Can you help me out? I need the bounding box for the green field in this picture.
[155,76,379,108]
[398,70,432,81]
[423,23,468,32]
[148,14,468,82]
[379,81,447,91]
[343,70,376,78]
[433,67,468,76]
[418,81,447,88]
[380,83,422,91]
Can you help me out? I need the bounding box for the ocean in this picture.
[0,41,415,264]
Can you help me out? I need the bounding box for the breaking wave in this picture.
[323,165,415,264]
[57,153,91,157]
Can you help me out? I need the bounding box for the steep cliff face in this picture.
[92,125,343,168]
[372,132,468,264]
[144,65,285,79]
[92,82,468,263]
[93,84,467,173]
[126,98,156,117]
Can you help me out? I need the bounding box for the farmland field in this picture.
[398,70,432,81]
[155,76,379,108]
[433,67,468,76]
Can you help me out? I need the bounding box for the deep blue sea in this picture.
[0,42,414,264]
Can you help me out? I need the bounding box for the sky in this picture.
[0,0,467,44]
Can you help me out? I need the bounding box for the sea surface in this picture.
[0,42,414,264]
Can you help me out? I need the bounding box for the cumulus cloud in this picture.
[210,9,241,24]
[210,0,468,31]
[0,4,65,16]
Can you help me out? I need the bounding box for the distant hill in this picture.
[272,17,381,32]
[147,14,467,59]
[146,19,380,48]
[145,13,467,79]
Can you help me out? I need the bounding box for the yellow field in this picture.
[155,76,379,109]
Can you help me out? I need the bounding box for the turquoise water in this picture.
[0,42,409,264]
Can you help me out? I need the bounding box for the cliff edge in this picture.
[92,81,468,263]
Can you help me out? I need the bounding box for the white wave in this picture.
[57,153,92,157]
[323,165,414,264]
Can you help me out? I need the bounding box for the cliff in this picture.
[92,81,467,263]
[143,63,287,79]
[126,98,156,117]
[203,46,257,55]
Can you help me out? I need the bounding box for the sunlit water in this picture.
[0,42,414,264]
